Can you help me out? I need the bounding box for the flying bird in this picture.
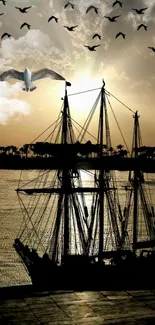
[84,45,100,51]
[92,33,101,40]
[137,24,147,31]
[48,15,58,23]
[15,6,32,13]
[20,22,31,29]
[86,6,98,14]
[105,15,121,22]
[0,67,66,92]
[112,1,123,7]
[63,25,78,31]
[0,12,4,15]
[64,2,74,9]
[1,32,11,39]
[0,0,6,5]
[148,47,155,52]
[132,8,148,14]
[115,32,126,39]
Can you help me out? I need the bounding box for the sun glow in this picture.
[61,74,107,142]
[67,74,103,120]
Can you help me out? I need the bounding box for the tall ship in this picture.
[14,80,155,290]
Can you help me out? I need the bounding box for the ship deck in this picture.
[1,285,155,324]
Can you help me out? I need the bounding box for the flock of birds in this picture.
[0,0,155,52]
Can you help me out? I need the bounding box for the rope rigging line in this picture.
[71,120,87,142]
[87,191,99,254]
[81,169,95,178]
[71,203,79,253]
[44,117,62,143]
[30,193,53,249]
[30,114,62,145]
[78,175,88,222]
[17,194,45,250]
[17,169,53,190]
[67,85,135,116]
[46,198,57,253]
[77,91,101,142]
[17,194,30,239]
[55,116,63,144]
[71,117,98,142]
[92,200,99,255]
[17,172,58,244]
[105,89,135,114]
[69,87,134,148]
[67,87,101,97]
[33,172,58,244]
[67,105,76,144]
[134,117,153,208]
[105,94,130,153]
[17,114,62,188]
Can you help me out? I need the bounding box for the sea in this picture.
[1,169,155,288]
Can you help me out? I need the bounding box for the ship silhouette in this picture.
[14,80,155,290]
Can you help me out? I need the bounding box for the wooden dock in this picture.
[1,286,155,324]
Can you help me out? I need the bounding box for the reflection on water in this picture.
[0,170,155,287]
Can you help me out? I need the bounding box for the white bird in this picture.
[0,67,65,91]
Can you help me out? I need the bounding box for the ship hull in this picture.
[29,261,155,291]
[14,240,155,290]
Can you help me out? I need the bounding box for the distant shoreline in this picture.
[1,156,155,172]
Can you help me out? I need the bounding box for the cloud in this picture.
[49,0,53,9]
[0,30,52,58]
[0,0,153,88]
[124,12,141,30]
[98,64,130,82]
[0,82,31,124]
[129,79,151,89]
[0,29,75,77]
[57,1,111,55]
[125,1,155,26]
[0,81,22,97]
[36,12,44,18]
[0,1,113,80]
[141,0,155,23]
[74,0,107,9]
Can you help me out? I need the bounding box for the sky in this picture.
[0,0,155,149]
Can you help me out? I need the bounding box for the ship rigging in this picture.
[14,80,155,289]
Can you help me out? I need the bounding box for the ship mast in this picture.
[62,83,70,261]
[133,111,139,252]
[99,80,105,261]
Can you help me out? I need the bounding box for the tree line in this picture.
[0,142,130,158]
[1,142,155,159]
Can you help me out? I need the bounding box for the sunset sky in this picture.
[0,0,155,149]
